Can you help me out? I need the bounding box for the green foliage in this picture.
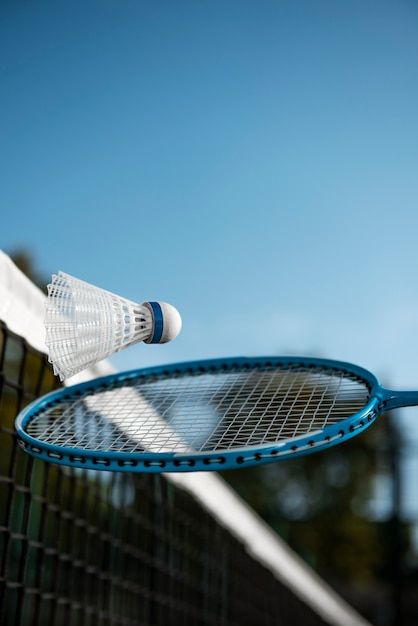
[222,413,411,591]
[7,247,49,292]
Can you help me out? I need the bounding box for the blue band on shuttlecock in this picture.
[148,302,164,343]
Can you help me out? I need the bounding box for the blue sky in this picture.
[2,0,418,397]
[2,0,418,530]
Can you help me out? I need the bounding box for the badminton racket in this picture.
[15,356,417,473]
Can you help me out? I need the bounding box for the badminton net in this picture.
[0,250,371,626]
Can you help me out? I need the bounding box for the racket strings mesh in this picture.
[27,363,371,454]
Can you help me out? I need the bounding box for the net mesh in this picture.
[0,254,369,626]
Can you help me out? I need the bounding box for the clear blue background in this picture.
[2,0,418,532]
[2,2,418,393]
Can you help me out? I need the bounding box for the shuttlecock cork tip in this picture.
[142,301,182,344]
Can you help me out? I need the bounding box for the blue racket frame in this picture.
[14,356,416,473]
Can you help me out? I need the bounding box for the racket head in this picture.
[15,356,381,473]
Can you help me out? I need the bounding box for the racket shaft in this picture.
[380,389,418,411]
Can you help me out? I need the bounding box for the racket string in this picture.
[206,368,299,448]
[27,364,371,454]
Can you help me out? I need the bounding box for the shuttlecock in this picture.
[45,272,182,381]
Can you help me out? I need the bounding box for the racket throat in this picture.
[379,389,418,412]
